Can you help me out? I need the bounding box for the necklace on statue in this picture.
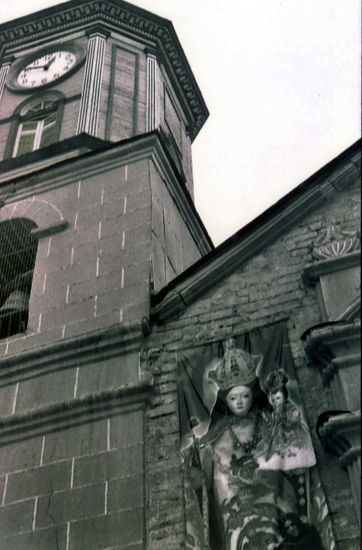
[229,413,260,453]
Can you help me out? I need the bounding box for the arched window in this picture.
[0,218,38,339]
[8,93,64,159]
[13,99,57,157]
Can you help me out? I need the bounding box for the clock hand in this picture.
[25,65,46,71]
[24,57,56,72]
[43,56,56,71]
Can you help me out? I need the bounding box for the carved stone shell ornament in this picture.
[312,224,360,261]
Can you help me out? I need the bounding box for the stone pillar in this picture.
[303,321,361,525]
[302,223,361,526]
[146,50,160,132]
[77,26,109,136]
[318,411,361,526]
[0,58,12,105]
[303,321,361,408]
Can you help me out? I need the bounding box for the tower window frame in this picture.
[5,92,65,160]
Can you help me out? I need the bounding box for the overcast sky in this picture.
[0,1,360,245]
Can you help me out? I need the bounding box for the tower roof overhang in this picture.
[0,0,209,141]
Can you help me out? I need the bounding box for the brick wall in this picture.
[145,348,185,550]
[143,176,361,549]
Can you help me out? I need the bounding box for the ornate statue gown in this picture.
[200,410,286,550]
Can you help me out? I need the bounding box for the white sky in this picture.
[0,1,360,245]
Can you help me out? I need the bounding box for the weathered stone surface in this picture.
[5,460,72,504]
[43,419,108,464]
[73,445,144,487]
[1,525,67,550]
[0,500,34,536]
[36,483,106,528]
[68,508,144,549]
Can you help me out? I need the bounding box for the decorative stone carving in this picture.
[312,224,360,261]
[303,320,361,410]
[303,225,360,321]
[303,320,361,526]
[318,411,360,465]
[317,410,361,526]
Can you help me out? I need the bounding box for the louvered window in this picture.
[0,218,38,338]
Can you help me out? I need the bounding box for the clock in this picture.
[7,43,85,92]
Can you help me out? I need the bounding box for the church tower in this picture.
[0,1,211,548]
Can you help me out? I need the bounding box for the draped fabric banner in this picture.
[178,321,335,550]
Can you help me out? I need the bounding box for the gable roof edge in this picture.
[151,140,361,323]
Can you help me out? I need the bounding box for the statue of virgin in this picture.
[195,342,294,549]
[181,338,327,550]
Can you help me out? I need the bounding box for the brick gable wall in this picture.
[144,174,360,550]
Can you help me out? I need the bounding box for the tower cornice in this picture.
[0,0,209,140]
[0,131,213,256]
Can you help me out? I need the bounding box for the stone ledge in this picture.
[328,158,361,191]
[0,321,145,383]
[325,353,361,384]
[0,132,213,258]
[318,410,361,464]
[302,319,361,368]
[0,378,153,444]
[0,132,107,180]
[31,219,69,240]
[302,251,361,286]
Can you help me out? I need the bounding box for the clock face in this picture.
[17,51,77,89]
[7,44,85,92]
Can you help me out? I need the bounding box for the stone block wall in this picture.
[0,152,151,549]
[0,400,146,550]
[143,174,361,549]
[0,133,207,549]
[0,144,204,359]
[150,161,203,292]
[0,157,152,358]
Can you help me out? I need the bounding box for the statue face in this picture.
[270,390,284,409]
[226,385,253,416]
[284,519,299,538]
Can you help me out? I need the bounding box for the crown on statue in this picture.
[209,339,261,390]
[265,368,288,394]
